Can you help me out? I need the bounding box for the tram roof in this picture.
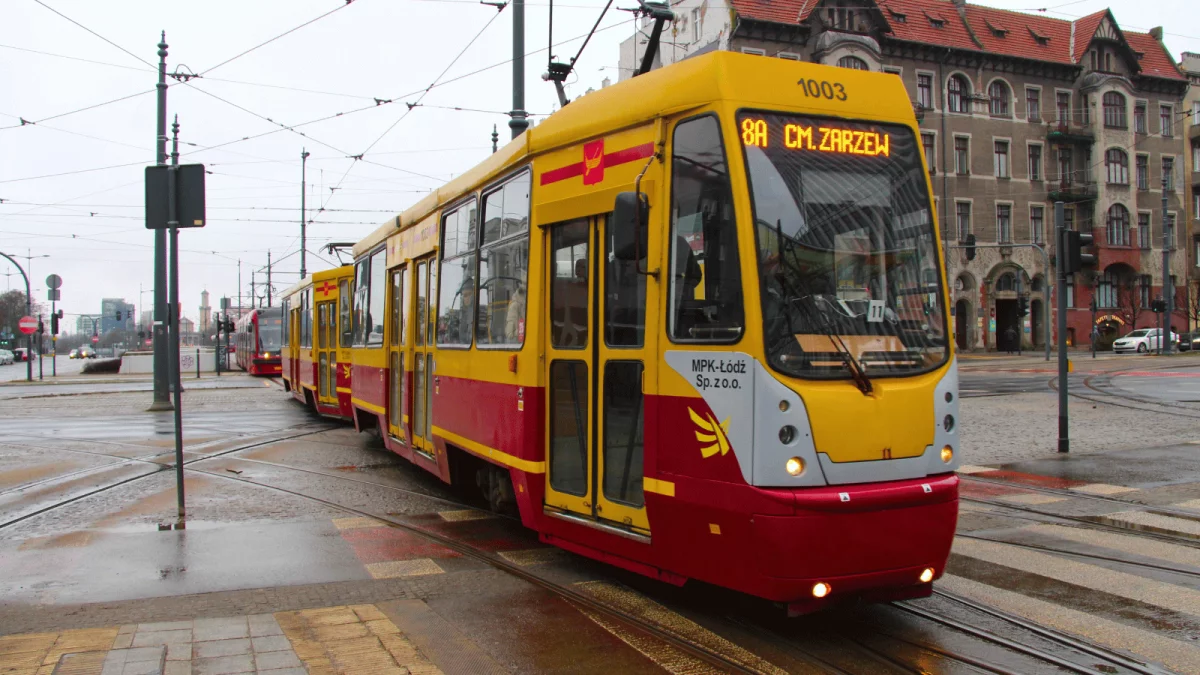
[280,275,313,300]
[352,50,915,258]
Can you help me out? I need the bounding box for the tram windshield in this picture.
[737,112,947,379]
[258,313,282,353]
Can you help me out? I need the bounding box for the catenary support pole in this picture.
[509,0,528,139]
[1163,173,1173,355]
[266,251,272,307]
[151,33,172,411]
[169,115,185,520]
[300,149,309,279]
[1055,202,1068,453]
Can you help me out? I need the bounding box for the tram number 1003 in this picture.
[796,79,847,101]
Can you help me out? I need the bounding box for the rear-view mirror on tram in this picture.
[612,191,648,261]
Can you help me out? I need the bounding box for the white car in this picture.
[1112,328,1178,354]
[0,349,13,365]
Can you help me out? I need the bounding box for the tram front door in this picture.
[410,258,435,459]
[316,300,337,406]
[543,215,651,534]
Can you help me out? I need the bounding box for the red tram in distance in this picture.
[235,307,283,376]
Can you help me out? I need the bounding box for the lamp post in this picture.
[0,251,33,382]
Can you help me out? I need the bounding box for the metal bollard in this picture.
[196,348,200,379]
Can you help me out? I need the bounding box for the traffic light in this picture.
[965,233,977,261]
[138,331,146,339]
[1018,296,1028,317]
[38,319,44,334]
[1060,230,1096,274]
[50,313,59,335]
[115,310,122,321]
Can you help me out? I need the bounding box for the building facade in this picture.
[99,298,135,335]
[75,314,102,336]
[199,290,212,335]
[618,0,1190,349]
[1183,53,1200,331]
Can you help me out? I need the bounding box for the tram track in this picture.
[961,474,1200,521]
[961,494,1200,549]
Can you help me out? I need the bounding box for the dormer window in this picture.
[924,11,947,29]
[887,7,907,23]
[985,20,1008,38]
[1028,27,1050,46]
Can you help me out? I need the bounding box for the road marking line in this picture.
[574,581,788,675]
[365,558,444,579]
[996,493,1070,506]
[940,574,1199,675]
[437,509,493,522]
[952,536,1200,616]
[956,465,993,474]
[332,516,383,531]
[1173,498,1200,511]
[1021,523,1200,568]
[1068,483,1138,496]
[1100,511,1200,538]
[497,548,566,566]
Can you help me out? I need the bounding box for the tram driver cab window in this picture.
[668,115,744,342]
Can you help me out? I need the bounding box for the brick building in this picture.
[1183,52,1200,332]
[618,0,1190,349]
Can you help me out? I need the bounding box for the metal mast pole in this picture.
[1055,202,1069,453]
[151,33,172,411]
[509,0,528,139]
[0,252,32,381]
[237,259,242,316]
[1162,172,1173,354]
[169,114,186,520]
[266,251,272,307]
[300,149,310,279]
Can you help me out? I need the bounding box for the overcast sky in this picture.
[1,0,1195,332]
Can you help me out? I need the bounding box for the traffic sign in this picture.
[45,274,62,290]
[92,336,99,344]
[18,316,37,335]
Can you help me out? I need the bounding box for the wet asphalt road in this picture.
[0,373,1198,673]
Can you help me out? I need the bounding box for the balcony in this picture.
[1047,122,1095,145]
[1048,181,1098,203]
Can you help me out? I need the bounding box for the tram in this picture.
[287,51,960,614]
[280,266,356,420]
[234,307,283,376]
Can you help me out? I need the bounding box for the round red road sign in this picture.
[18,316,37,335]
[92,336,99,344]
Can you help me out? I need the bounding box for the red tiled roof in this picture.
[1070,9,1108,64]
[728,0,812,25]
[874,0,979,52]
[964,4,1070,64]
[1124,31,1185,81]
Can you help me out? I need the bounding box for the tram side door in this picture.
[544,216,650,534]
[410,258,436,458]
[316,301,337,405]
[387,266,407,442]
[288,307,301,385]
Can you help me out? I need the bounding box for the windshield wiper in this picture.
[772,220,873,395]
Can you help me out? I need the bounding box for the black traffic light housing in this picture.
[1018,296,1029,317]
[965,233,977,261]
[50,314,59,335]
[1060,230,1096,274]
[1152,298,1167,313]
[115,310,122,321]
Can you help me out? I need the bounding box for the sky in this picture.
[0,0,1196,333]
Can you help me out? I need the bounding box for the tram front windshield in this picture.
[258,315,282,354]
[738,112,947,379]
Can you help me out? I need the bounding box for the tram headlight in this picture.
[812,582,831,598]
[940,446,953,463]
[943,414,955,432]
[779,425,797,445]
[920,568,935,583]
[785,457,805,476]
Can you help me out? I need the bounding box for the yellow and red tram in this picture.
[285,51,960,613]
[281,265,356,420]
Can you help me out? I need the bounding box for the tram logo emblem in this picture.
[539,139,655,187]
[689,407,731,458]
[341,364,351,379]
[316,281,336,296]
[582,139,605,185]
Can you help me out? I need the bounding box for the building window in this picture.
[476,171,531,347]
[917,73,933,109]
[1063,207,1075,232]
[1138,213,1151,249]
[921,132,935,172]
[1090,50,1097,71]
[837,55,869,70]
[1140,275,1151,307]
[740,47,766,56]
[1161,104,1173,136]
[1134,102,1147,133]
[1105,148,1129,184]
[1194,101,1200,125]
[1194,146,1200,172]
[988,81,1010,116]
[1195,193,1200,219]
[1136,155,1149,190]
[437,200,479,347]
[1056,92,1070,123]
[1195,239,1200,268]
[1031,205,1045,244]
[691,7,700,42]
[997,204,1012,243]
[1064,276,1075,308]
[1058,147,1073,184]
[1026,87,1040,121]
[1102,92,1127,128]
[883,67,901,77]
[1081,94,1090,125]
[1097,270,1117,309]
[948,75,970,114]
[1106,203,1130,247]
[1028,144,1042,181]
[954,136,969,174]
[1163,157,1175,191]
[956,202,971,242]
[994,141,1010,177]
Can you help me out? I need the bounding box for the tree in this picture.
[0,290,44,339]
[1115,275,1144,332]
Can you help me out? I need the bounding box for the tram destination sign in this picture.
[145,163,207,229]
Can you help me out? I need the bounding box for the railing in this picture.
[1048,181,1098,203]
[1047,122,1095,144]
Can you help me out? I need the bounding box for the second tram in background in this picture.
[280,266,355,420]
[234,307,283,376]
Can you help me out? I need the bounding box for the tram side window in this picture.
[352,259,369,346]
[477,171,530,347]
[366,248,387,346]
[668,115,744,342]
[437,201,478,347]
[339,279,352,348]
[302,290,312,348]
[281,299,289,345]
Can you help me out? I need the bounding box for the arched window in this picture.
[1097,269,1118,308]
[1106,204,1130,246]
[988,80,1010,116]
[1105,148,1129,184]
[1102,92,1127,128]
[1031,276,1045,293]
[836,55,869,70]
[996,273,1016,292]
[947,75,970,114]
